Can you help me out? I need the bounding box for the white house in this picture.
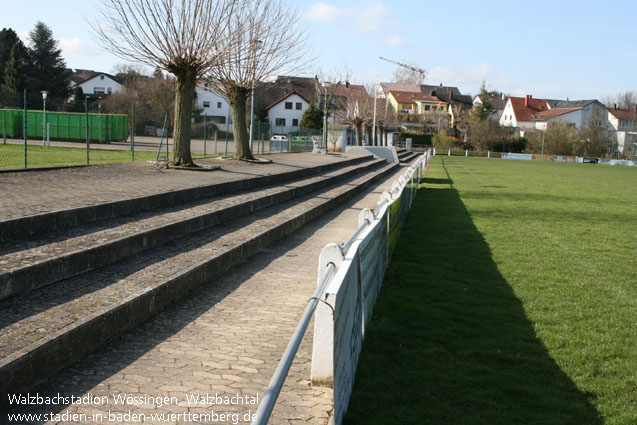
[75,73,123,95]
[500,95,551,130]
[195,85,232,133]
[608,106,637,153]
[266,91,309,134]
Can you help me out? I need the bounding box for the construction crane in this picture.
[379,57,426,86]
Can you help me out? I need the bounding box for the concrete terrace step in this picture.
[0,157,386,300]
[0,161,399,394]
[0,154,375,242]
[396,149,420,163]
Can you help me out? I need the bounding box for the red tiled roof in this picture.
[389,90,443,105]
[509,96,551,122]
[608,108,637,120]
[533,108,581,121]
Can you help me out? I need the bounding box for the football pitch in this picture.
[346,156,636,425]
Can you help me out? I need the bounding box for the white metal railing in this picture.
[251,149,432,425]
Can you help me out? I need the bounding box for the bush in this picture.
[397,132,432,145]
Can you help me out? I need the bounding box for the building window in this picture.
[285,102,293,110]
[292,119,299,126]
[94,87,105,94]
[100,75,104,80]
[217,102,222,108]
[275,118,286,126]
[107,87,112,94]
[203,101,210,108]
[296,102,302,110]
[425,105,430,111]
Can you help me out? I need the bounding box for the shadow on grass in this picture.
[344,181,603,425]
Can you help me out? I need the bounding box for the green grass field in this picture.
[0,144,213,169]
[345,156,636,425]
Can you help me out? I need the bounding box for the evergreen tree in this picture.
[300,101,324,129]
[4,43,26,92]
[472,81,494,121]
[0,28,28,87]
[27,22,71,98]
[71,86,84,110]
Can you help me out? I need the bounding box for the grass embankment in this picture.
[0,144,213,169]
[345,156,636,425]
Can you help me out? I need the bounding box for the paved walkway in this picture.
[2,154,414,424]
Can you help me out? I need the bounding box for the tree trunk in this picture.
[354,122,363,146]
[229,86,254,160]
[172,71,196,167]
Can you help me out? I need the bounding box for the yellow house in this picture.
[387,90,449,123]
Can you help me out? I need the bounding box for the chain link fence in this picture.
[0,89,324,170]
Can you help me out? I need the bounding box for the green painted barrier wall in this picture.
[0,110,128,142]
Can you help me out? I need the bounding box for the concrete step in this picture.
[399,152,420,163]
[0,157,386,300]
[0,155,375,243]
[0,161,399,394]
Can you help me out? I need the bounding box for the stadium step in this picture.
[0,156,385,300]
[396,149,420,163]
[0,155,375,243]
[0,159,399,394]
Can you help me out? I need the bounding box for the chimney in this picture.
[430,90,436,96]
[439,83,443,87]
[525,94,531,108]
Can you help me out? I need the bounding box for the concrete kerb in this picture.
[0,158,387,300]
[0,161,399,395]
[0,155,375,242]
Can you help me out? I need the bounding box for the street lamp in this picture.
[249,40,263,153]
[40,90,48,145]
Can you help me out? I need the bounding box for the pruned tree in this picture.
[343,91,370,146]
[204,0,309,160]
[92,0,236,167]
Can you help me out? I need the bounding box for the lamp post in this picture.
[40,91,48,145]
[249,40,263,153]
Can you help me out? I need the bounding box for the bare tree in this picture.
[392,64,420,85]
[92,0,236,167]
[204,0,309,160]
[602,90,637,109]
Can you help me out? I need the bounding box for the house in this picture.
[69,69,123,97]
[608,105,637,153]
[502,95,614,138]
[195,84,232,133]
[386,90,448,124]
[500,95,552,130]
[266,90,310,134]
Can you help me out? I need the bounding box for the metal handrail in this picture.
[340,218,371,254]
[251,262,336,425]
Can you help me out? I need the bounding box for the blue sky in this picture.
[2,0,635,100]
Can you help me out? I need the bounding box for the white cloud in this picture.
[306,1,394,34]
[59,38,87,55]
[386,35,405,47]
